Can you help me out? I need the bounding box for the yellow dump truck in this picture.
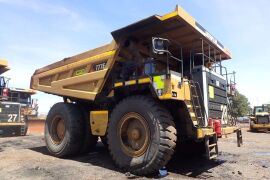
[31,6,242,175]
[250,105,270,131]
[0,60,36,136]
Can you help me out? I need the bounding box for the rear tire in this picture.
[45,102,84,157]
[107,96,177,175]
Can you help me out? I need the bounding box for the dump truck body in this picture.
[31,43,117,101]
[30,5,241,175]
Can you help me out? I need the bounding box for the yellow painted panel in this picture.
[190,112,196,118]
[221,126,237,135]
[197,128,215,139]
[36,50,116,78]
[197,129,203,139]
[153,76,165,89]
[90,111,108,136]
[159,11,178,21]
[114,82,123,87]
[252,124,270,129]
[138,78,151,84]
[187,104,192,109]
[209,86,215,99]
[159,93,172,99]
[125,80,136,86]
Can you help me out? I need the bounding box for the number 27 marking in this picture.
[8,114,18,122]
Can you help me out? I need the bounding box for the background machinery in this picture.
[30,5,242,175]
[0,59,36,136]
[250,104,270,131]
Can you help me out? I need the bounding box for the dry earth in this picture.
[0,126,269,180]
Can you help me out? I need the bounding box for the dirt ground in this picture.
[0,126,269,180]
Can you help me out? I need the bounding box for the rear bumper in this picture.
[250,123,270,129]
[0,123,26,136]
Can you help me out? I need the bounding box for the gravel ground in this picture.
[0,127,269,180]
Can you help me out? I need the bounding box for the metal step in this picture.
[205,135,219,160]
[209,154,217,160]
[208,143,217,148]
[187,104,192,108]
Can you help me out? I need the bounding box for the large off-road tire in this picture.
[107,96,177,175]
[79,106,98,154]
[45,102,84,157]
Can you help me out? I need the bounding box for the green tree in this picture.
[231,91,250,117]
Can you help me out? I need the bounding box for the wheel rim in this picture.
[118,112,150,157]
[50,115,66,144]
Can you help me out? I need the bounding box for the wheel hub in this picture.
[129,128,140,140]
[118,112,150,157]
[50,115,66,144]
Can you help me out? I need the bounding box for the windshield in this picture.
[9,92,31,105]
[19,93,31,104]
[254,106,269,113]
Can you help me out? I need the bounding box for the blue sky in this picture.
[0,0,269,112]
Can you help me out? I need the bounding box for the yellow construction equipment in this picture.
[250,104,270,131]
[30,5,242,175]
[0,59,37,136]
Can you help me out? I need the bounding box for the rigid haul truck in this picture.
[31,5,242,175]
[0,60,36,136]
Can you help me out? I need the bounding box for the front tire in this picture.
[45,103,84,157]
[107,96,177,175]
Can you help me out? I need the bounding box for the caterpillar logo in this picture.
[94,62,106,71]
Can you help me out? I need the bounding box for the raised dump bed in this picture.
[31,43,117,100]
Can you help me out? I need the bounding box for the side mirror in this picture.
[152,37,170,55]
